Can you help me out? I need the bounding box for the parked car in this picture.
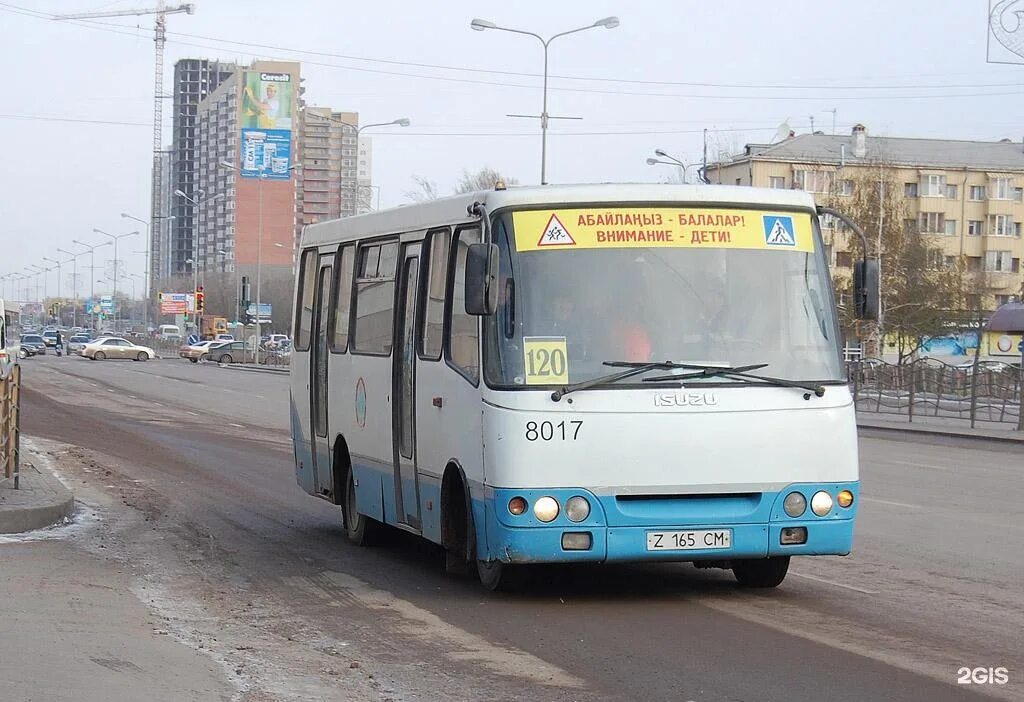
[42,330,59,347]
[18,334,47,358]
[203,341,254,364]
[67,335,91,355]
[214,333,234,342]
[82,337,155,361]
[179,340,218,362]
[264,334,290,350]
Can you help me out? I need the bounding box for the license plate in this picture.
[646,529,732,551]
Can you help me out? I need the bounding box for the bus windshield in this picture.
[484,206,844,388]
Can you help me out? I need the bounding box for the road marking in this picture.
[229,423,244,428]
[860,497,922,510]
[186,410,199,416]
[788,571,878,594]
[152,402,163,407]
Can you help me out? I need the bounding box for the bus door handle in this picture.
[432,397,443,408]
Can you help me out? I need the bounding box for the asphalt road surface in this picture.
[12,354,1024,701]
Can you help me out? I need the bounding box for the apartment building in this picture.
[707,125,1024,309]
[194,60,302,291]
[168,58,238,277]
[299,108,366,225]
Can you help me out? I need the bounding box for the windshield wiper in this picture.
[643,366,826,399]
[550,361,688,402]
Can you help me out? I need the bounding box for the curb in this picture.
[857,420,1024,445]
[217,363,289,375]
[0,463,75,534]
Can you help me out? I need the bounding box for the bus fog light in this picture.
[783,492,806,517]
[811,491,833,516]
[780,527,807,545]
[837,490,854,508]
[565,496,590,522]
[508,497,528,516]
[561,532,592,550]
[534,496,559,522]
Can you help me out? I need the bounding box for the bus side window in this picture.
[294,248,319,351]
[353,240,399,355]
[446,226,481,382]
[330,245,355,353]
[420,227,450,360]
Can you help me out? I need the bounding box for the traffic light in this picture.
[195,285,205,314]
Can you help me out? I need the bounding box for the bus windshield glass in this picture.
[484,206,844,388]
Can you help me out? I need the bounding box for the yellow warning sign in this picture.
[522,336,569,385]
[512,208,815,253]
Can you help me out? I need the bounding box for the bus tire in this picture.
[477,559,525,592]
[343,467,380,547]
[441,466,473,576]
[732,556,790,588]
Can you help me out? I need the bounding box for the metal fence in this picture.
[848,358,1023,428]
[146,339,291,367]
[1,363,21,489]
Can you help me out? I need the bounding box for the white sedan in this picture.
[82,337,156,361]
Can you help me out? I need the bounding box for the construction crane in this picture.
[53,2,195,301]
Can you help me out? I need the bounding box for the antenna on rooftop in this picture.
[771,121,792,144]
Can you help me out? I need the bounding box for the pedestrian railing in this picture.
[848,358,1023,429]
[1,363,21,489]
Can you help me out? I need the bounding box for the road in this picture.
[7,354,1023,701]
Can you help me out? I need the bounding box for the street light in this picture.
[93,228,139,332]
[349,120,407,215]
[174,190,224,287]
[471,16,619,184]
[648,149,705,183]
[26,265,45,302]
[72,239,111,331]
[121,211,153,331]
[219,161,301,365]
[56,247,85,327]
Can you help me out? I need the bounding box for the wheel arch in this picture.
[440,459,476,562]
[330,433,353,505]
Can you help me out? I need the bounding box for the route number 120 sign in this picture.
[522,337,569,385]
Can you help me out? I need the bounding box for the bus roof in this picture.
[300,183,819,248]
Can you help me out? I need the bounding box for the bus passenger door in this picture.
[392,246,421,529]
[310,260,334,499]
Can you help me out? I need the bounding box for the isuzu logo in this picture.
[653,391,718,407]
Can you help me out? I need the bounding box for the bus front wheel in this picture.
[732,556,790,588]
[477,559,525,592]
[343,469,380,546]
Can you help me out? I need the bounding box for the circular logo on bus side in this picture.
[355,377,367,428]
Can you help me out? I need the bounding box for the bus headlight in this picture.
[783,492,806,517]
[533,496,560,522]
[508,496,528,516]
[810,491,833,516]
[837,490,854,508]
[565,496,590,522]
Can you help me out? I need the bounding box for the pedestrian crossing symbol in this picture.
[537,213,576,247]
[763,215,796,247]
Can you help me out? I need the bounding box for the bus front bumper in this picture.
[481,483,858,564]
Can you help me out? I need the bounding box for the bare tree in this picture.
[403,167,519,203]
[455,167,518,193]
[827,165,965,363]
[403,175,442,202]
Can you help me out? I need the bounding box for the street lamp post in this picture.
[353,120,408,215]
[92,228,138,332]
[72,239,112,331]
[56,248,83,327]
[471,16,619,184]
[220,161,301,364]
[26,265,45,303]
[121,211,152,332]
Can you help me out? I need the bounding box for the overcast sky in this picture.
[3,0,1024,298]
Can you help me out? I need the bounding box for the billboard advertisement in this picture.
[159,292,189,315]
[241,128,292,179]
[246,302,272,318]
[100,295,114,313]
[240,70,294,180]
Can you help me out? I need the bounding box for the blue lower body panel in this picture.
[480,482,858,564]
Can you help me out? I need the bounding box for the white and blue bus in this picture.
[289,184,875,590]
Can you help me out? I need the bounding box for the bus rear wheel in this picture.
[732,556,790,588]
[343,469,380,546]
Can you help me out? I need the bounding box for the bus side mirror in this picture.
[465,242,499,316]
[853,259,880,321]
